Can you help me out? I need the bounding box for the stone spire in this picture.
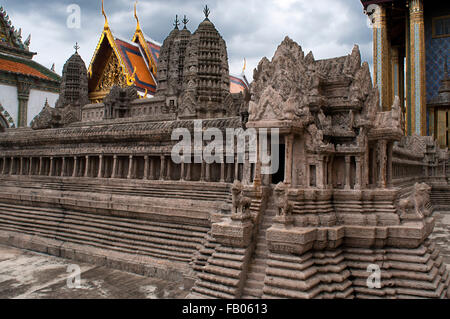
[55,45,89,109]
[180,8,232,118]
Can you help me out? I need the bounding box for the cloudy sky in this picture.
[2,0,373,81]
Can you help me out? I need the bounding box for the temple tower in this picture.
[180,6,232,119]
[55,44,89,109]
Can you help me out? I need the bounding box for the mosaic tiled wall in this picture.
[425,12,449,103]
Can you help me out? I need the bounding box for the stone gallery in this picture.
[0,2,449,299]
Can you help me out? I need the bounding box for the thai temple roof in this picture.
[0,6,60,83]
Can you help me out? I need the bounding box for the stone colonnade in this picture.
[0,154,246,183]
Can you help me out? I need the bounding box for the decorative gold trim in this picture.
[131,0,158,75]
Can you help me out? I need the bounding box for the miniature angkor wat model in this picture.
[0,10,449,299]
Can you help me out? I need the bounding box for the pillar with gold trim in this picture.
[406,0,427,136]
[372,4,392,111]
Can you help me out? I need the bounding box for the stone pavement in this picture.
[0,244,190,299]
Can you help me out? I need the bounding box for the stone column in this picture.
[391,46,402,107]
[227,163,232,183]
[186,162,191,181]
[372,4,392,111]
[29,157,33,176]
[9,157,14,175]
[355,156,362,190]
[387,142,393,187]
[345,156,351,190]
[406,0,426,136]
[284,134,294,185]
[19,157,23,175]
[377,140,387,188]
[180,161,185,181]
[201,161,206,182]
[61,157,66,177]
[1,157,5,174]
[84,156,90,178]
[112,155,118,178]
[166,158,172,180]
[327,156,334,189]
[205,163,211,182]
[220,162,225,183]
[144,156,149,180]
[98,155,104,178]
[149,157,155,180]
[160,156,165,180]
[17,81,31,128]
[317,156,324,189]
[73,157,78,177]
[39,157,43,176]
[234,155,239,181]
[127,155,134,179]
[49,157,54,177]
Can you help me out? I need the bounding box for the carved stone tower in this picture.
[180,7,232,119]
[55,45,89,109]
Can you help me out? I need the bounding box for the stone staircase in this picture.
[189,245,250,298]
[0,177,231,203]
[431,185,450,210]
[0,202,209,263]
[241,202,276,299]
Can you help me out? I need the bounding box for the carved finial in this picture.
[203,5,210,20]
[74,42,80,53]
[173,15,180,29]
[134,0,141,31]
[182,15,189,29]
[51,63,55,72]
[102,0,109,28]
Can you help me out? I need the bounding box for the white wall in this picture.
[28,89,59,126]
[0,84,19,127]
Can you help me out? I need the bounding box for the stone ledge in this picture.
[267,219,435,255]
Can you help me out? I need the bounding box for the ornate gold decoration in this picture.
[96,54,127,92]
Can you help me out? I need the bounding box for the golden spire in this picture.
[102,0,109,29]
[242,58,247,74]
[134,0,141,31]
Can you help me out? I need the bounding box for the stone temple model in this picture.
[0,6,449,299]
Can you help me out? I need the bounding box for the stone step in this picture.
[0,202,209,234]
[209,258,243,270]
[203,265,241,279]
[197,272,240,288]
[247,272,265,282]
[0,209,204,250]
[242,286,263,298]
[0,202,211,262]
[191,285,235,299]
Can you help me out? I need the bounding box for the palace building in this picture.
[0,6,60,129]
[361,0,450,148]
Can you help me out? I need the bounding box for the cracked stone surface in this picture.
[0,245,190,299]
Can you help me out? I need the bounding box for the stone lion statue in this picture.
[232,180,252,217]
[273,182,293,217]
[396,182,432,221]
